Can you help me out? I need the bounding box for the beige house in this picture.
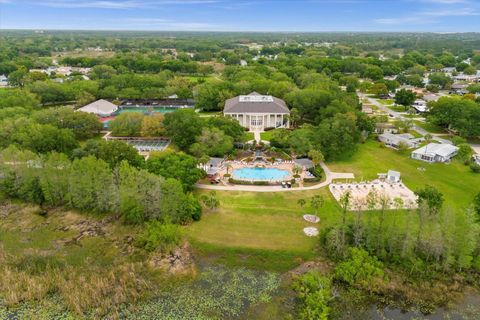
[223,92,290,131]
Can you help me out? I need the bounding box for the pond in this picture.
[232,167,290,181]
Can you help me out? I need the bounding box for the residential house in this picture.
[411,143,459,163]
[454,73,479,82]
[412,99,428,113]
[379,133,422,149]
[224,92,290,131]
[450,83,469,95]
[442,67,456,74]
[422,94,440,103]
[375,123,398,134]
[473,154,480,166]
[0,74,8,87]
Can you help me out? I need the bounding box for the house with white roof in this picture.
[0,74,8,87]
[223,92,290,131]
[412,99,428,113]
[379,133,422,149]
[473,154,480,166]
[411,143,459,163]
[77,99,118,117]
[442,67,456,74]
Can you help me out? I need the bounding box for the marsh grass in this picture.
[0,248,159,317]
[0,208,166,318]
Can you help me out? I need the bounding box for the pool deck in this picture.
[196,162,354,192]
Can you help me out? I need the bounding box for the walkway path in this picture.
[358,93,453,144]
[253,130,261,143]
[195,162,354,192]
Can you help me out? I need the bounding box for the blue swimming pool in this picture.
[232,167,290,181]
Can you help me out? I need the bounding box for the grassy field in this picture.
[389,105,409,112]
[328,140,479,209]
[413,120,446,134]
[377,99,394,105]
[188,189,340,271]
[242,132,255,142]
[260,129,281,141]
[187,139,479,270]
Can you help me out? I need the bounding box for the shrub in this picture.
[228,178,272,185]
[470,162,480,173]
[292,271,332,320]
[136,221,182,252]
[334,247,384,288]
[308,166,324,178]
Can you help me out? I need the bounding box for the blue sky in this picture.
[1,0,480,32]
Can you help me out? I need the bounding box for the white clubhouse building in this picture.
[224,92,290,131]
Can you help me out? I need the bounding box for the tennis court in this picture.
[125,139,170,152]
[107,137,170,152]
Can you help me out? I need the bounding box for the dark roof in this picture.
[207,157,224,168]
[295,158,314,168]
[224,92,290,114]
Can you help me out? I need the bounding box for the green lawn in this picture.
[389,105,409,112]
[378,99,394,105]
[328,140,479,209]
[261,129,281,141]
[187,139,479,271]
[241,132,255,142]
[413,120,446,134]
[187,189,341,271]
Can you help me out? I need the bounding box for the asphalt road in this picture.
[358,92,453,145]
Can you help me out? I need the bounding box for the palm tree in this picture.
[201,191,220,211]
[310,195,324,216]
[297,198,306,209]
[292,164,302,176]
[225,163,233,175]
[339,191,352,251]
